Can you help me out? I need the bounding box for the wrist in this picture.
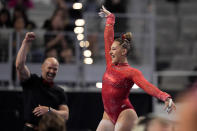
[23,38,31,43]
[106,13,112,17]
[106,14,115,25]
[165,97,171,101]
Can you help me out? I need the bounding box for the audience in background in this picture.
[55,0,67,10]
[44,13,74,63]
[38,112,66,131]
[0,7,11,62]
[43,8,72,31]
[12,13,27,57]
[13,16,25,33]
[43,6,75,64]
[12,6,36,30]
[8,0,34,9]
[0,7,12,28]
[0,0,75,64]
[60,48,75,64]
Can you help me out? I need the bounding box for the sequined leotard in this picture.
[102,14,171,124]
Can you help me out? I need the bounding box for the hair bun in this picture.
[124,32,132,42]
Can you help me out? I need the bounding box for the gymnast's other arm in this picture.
[131,69,176,113]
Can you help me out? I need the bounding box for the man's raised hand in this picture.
[25,32,36,42]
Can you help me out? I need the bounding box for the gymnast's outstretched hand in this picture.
[98,5,111,18]
[164,98,176,114]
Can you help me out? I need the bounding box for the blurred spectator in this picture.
[12,16,26,85]
[12,6,36,30]
[0,7,12,28]
[12,16,26,55]
[0,30,9,62]
[56,0,67,9]
[38,112,66,131]
[133,115,173,131]
[13,16,25,32]
[45,48,58,60]
[176,88,197,131]
[43,8,73,31]
[44,14,74,63]
[8,0,33,9]
[60,48,75,63]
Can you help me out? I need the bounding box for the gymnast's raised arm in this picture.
[99,6,115,66]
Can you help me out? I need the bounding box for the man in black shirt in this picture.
[16,32,69,131]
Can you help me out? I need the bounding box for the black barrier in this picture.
[0,91,152,131]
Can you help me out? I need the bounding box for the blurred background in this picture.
[0,0,197,130]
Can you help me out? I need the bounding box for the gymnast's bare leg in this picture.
[96,112,114,131]
[114,109,138,131]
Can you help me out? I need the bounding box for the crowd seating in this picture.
[155,0,197,91]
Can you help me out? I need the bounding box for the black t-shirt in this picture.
[21,74,68,125]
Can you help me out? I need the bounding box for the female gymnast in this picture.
[96,6,176,131]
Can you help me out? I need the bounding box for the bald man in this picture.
[16,32,69,131]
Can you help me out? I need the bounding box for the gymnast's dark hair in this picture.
[114,32,133,55]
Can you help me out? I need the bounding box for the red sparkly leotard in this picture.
[102,14,171,124]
